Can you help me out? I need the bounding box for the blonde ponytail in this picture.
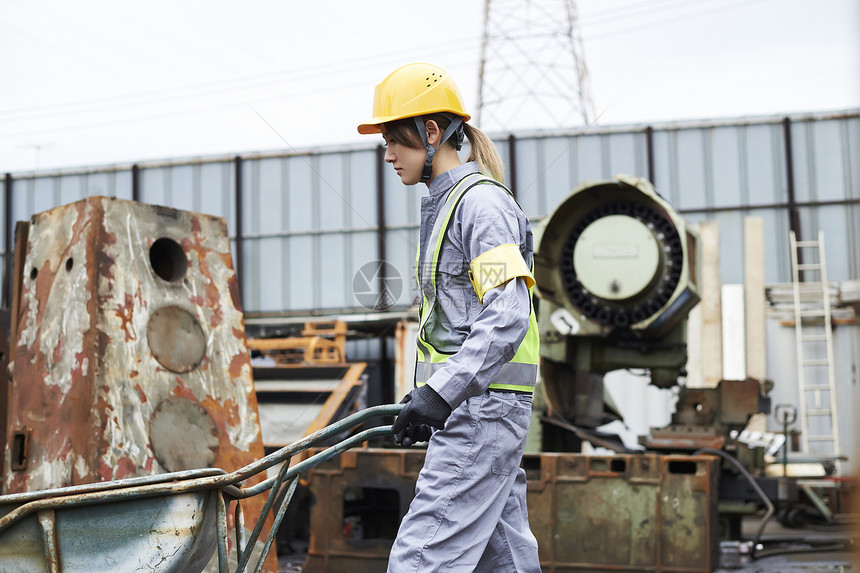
[464,124,505,184]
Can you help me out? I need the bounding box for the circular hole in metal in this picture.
[65,257,73,271]
[149,237,188,282]
[30,267,38,280]
[147,305,206,373]
[149,397,219,472]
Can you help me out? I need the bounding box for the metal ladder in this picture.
[789,230,840,469]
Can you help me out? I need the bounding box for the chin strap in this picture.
[413,114,466,182]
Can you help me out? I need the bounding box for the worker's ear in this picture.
[424,120,441,148]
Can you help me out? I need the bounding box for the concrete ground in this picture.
[713,517,856,572]
[277,518,857,572]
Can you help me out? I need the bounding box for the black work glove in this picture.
[392,385,452,447]
[397,423,433,448]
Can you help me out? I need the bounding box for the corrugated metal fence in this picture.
[3,110,858,316]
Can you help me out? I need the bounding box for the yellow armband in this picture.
[469,243,535,303]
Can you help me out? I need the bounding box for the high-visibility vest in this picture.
[414,173,540,393]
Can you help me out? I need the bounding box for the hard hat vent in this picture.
[425,72,443,87]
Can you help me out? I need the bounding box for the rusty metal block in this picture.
[0,309,9,489]
[644,379,769,452]
[526,453,720,572]
[2,196,276,571]
[301,450,719,572]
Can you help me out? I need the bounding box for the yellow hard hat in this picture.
[357,63,471,134]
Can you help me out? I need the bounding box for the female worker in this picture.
[357,63,541,573]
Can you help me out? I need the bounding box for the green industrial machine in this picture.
[533,174,701,446]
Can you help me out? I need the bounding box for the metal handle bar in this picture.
[221,404,404,573]
[223,403,404,487]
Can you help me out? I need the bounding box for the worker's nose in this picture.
[384,148,395,163]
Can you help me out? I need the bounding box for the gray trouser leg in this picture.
[474,467,540,573]
[386,391,540,573]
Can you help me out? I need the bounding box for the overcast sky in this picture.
[2,0,858,173]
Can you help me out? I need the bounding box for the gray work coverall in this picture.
[386,161,541,573]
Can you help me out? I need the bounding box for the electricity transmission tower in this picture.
[477,0,596,134]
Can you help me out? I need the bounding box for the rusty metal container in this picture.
[526,453,720,572]
[301,449,719,572]
[2,196,276,571]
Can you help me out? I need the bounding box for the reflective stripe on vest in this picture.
[414,172,539,393]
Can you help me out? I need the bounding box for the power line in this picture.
[580,0,728,24]
[0,44,482,141]
[582,0,777,41]
[0,38,482,121]
[1,0,776,123]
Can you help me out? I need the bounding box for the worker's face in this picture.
[381,124,426,186]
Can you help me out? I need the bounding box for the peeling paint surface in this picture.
[0,488,219,572]
[3,196,276,571]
